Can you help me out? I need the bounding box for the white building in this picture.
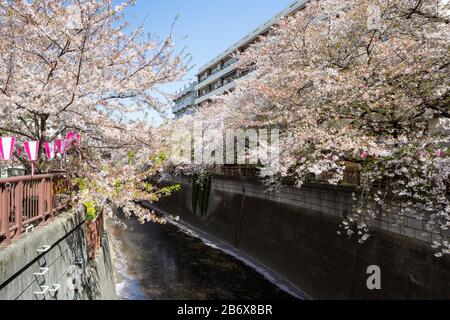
[172,0,308,118]
[172,81,197,118]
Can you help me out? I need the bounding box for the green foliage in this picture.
[150,151,167,165]
[159,184,181,196]
[75,178,89,192]
[142,182,180,198]
[127,151,136,164]
[84,201,97,222]
[144,182,153,193]
[114,181,124,193]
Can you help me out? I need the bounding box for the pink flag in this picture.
[66,131,75,141]
[65,131,75,149]
[44,142,56,160]
[55,139,66,154]
[0,137,16,161]
[17,147,22,157]
[24,141,40,161]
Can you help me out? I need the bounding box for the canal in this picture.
[109,214,299,300]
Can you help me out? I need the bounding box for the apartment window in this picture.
[240,68,251,77]
[198,88,209,97]
[210,63,221,75]
[210,81,221,91]
[199,72,208,82]
[223,56,238,69]
[222,71,237,85]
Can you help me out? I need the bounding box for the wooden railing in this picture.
[0,174,66,246]
[217,165,259,177]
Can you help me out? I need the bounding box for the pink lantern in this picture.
[66,131,75,141]
[55,139,66,154]
[65,131,75,149]
[24,141,40,176]
[44,142,56,160]
[24,141,40,161]
[0,137,16,161]
[64,131,81,151]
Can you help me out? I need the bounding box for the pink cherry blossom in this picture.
[162,0,450,256]
[0,0,187,223]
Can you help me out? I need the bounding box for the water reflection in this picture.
[110,216,297,300]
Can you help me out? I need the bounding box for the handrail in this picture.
[0,173,67,246]
[0,174,61,184]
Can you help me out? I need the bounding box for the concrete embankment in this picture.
[155,175,450,299]
[0,209,116,300]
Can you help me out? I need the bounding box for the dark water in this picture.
[110,217,298,300]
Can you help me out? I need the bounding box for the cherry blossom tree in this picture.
[165,0,450,255]
[0,0,188,222]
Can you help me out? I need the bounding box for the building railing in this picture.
[223,57,238,69]
[0,174,67,246]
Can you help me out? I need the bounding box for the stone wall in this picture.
[156,175,450,299]
[0,209,116,300]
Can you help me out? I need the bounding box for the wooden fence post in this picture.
[47,178,54,221]
[1,186,11,245]
[14,181,23,239]
[38,179,46,222]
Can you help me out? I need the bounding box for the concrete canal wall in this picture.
[156,175,450,299]
[0,209,116,300]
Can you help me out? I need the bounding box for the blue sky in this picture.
[116,0,296,94]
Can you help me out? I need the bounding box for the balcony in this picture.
[172,94,195,113]
[223,57,238,69]
[195,80,237,105]
[195,69,255,105]
[195,63,238,92]
[198,74,208,82]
